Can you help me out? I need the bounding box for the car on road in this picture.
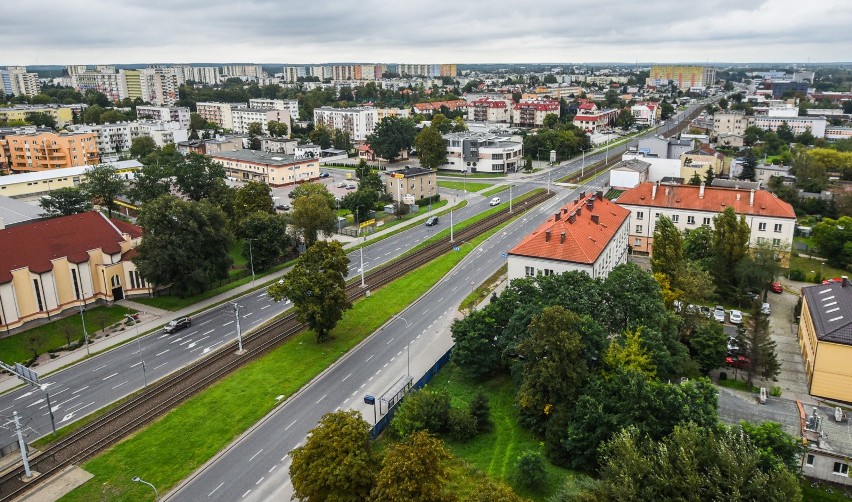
[713,305,726,323]
[770,282,783,294]
[760,302,771,315]
[729,309,743,324]
[163,316,191,334]
[725,354,751,369]
[489,197,501,206]
[425,216,439,227]
[319,172,330,178]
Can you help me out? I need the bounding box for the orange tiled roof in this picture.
[616,183,796,219]
[509,192,629,265]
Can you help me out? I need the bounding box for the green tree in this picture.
[812,216,852,268]
[247,122,262,150]
[99,109,126,124]
[240,212,293,271]
[792,147,828,193]
[129,136,157,159]
[511,450,547,491]
[452,116,467,132]
[542,113,560,129]
[516,306,589,432]
[465,481,525,502]
[389,387,452,438]
[289,410,378,502]
[415,125,447,169]
[738,301,781,387]
[776,121,795,143]
[739,420,803,472]
[373,431,453,502]
[616,108,635,129]
[129,161,174,204]
[341,188,379,223]
[332,129,352,151]
[366,116,417,163]
[704,166,716,184]
[267,241,350,342]
[133,195,233,296]
[736,240,782,295]
[688,319,727,374]
[593,424,802,501]
[80,163,125,218]
[711,207,751,292]
[290,193,337,247]
[173,153,227,201]
[740,148,757,181]
[80,104,105,124]
[683,225,714,263]
[430,113,452,134]
[266,120,288,137]
[469,389,492,433]
[310,125,333,149]
[25,112,57,129]
[651,215,683,284]
[687,171,703,185]
[233,181,273,231]
[450,308,502,378]
[603,328,656,379]
[290,181,336,209]
[39,186,92,217]
[189,112,209,131]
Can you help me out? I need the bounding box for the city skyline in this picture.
[2,0,851,66]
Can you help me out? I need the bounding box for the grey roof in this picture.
[711,179,761,190]
[614,159,650,174]
[803,281,852,345]
[210,150,304,165]
[385,166,434,178]
[0,195,43,228]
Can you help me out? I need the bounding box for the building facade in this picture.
[648,65,716,90]
[572,109,618,133]
[313,107,377,142]
[196,102,236,130]
[753,116,827,138]
[249,98,299,120]
[384,166,437,203]
[230,108,292,136]
[0,211,151,333]
[2,131,98,173]
[680,144,726,180]
[0,161,140,198]
[508,191,630,281]
[441,131,523,173]
[209,150,319,186]
[513,100,560,128]
[467,98,511,123]
[136,106,191,129]
[616,183,796,265]
[0,105,75,127]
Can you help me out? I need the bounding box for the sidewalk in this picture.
[0,195,468,395]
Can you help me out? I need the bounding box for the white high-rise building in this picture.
[231,108,291,136]
[2,67,39,97]
[136,106,191,129]
[313,107,377,142]
[249,98,299,120]
[196,102,235,130]
[71,70,124,102]
[282,66,306,83]
[221,65,263,79]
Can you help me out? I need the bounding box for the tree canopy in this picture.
[39,186,92,217]
[366,116,417,163]
[80,164,126,218]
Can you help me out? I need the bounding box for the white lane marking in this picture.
[383,363,388,368]
[203,329,215,336]
[316,394,326,404]
[376,369,382,375]
[223,321,234,327]
[365,355,374,363]
[352,390,358,396]
[249,449,263,462]
[199,319,212,325]
[27,399,45,408]
[386,337,395,344]
[202,341,222,354]
[269,465,277,473]
[359,383,365,390]
[396,350,402,356]
[14,391,34,400]
[257,292,267,298]
[369,376,374,381]
[130,362,142,368]
[153,362,168,371]
[209,482,224,497]
[72,386,89,394]
[169,337,184,345]
[256,477,265,485]
[242,312,253,318]
[285,419,297,431]
[155,349,169,357]
[102,372,119,381]
[92,364,107,372]
[342,373,351,382]
[252,318,261,324]
[242,490,251,498]
[260,305,270,310]
[112,381,128,390]
[391,357,395,362]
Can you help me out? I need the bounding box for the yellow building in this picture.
[0,106,75,127]
[680,144,726,181]
[0,160,141,198]
[121,69,144,101]
[798,279,852,403]
[0,211,151,334]
[1,131,99,173]
[648,65,716,90]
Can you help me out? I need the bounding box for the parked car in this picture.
[725,354,751,370]
[163,316,191,334]
[425,216,439,227]
[713,305,726,323]
[319,172,330,178]
[489,197,501,206]
[337,182,347,188]
[729,309,743,324]
[346,183,356,190]
[760,302,771,315]
[275,204,290,211]
[727,337,740,354]
[770,282,783,294]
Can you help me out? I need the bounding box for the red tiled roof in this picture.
[616,183,796,219]
[579,102,597,110]
[515,102,560,111]
[111,218,142,239]
[0,211,138,284]
[509,193,629,265]
[471,98,508,108]
[573,115,604,122]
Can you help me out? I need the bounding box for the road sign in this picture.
[453,246,460,252]
[501,253,507,258]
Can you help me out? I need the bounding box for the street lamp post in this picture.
[132,476,160,501]
[509,185,513,213]
[395,315,413,378]
[232,302,244,353]
[359,248,366,288]
[450,210,454,242]
[41,385,56,435]
[246,238,256,285]
[126,314,146,388]
[80,303,90,355]
[581,148,587,179]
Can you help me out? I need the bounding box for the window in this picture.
[774,224,782,233]
[772,238,781,247]
[757,237,766,244]
[33,279,44,312]
[543,269,554,276]
[634,238,642,247]
[671,215,679,223]
[806,454,815,467]
[636,211,644,220]
[635,225,643,233]
[703,217,711,225]
[687,216,695,225]
[758,222,767,231]
[524,266,534,277]
[833,462,849,476]
[71,269,80,299]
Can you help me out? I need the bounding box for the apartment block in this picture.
[1,67,40,97]
[221,65,263,79]
[249,98,299,120]
[648,65,716,90]
[441,131,523,173]
[282,66,306,83]
[313,107,378,142]
[231,108,291,135]
[2,131,99,173]
[136,106,191,129]
[71,70,124,102]
[513,100,560,128]
[209,150,319,186]
[196,102,236,130]
[753,115,827,138]
[467,98,511,123]
[713,111,754,138]
[0,105,75,127]
[68,120,188,159]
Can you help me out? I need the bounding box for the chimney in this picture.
[554,212,561,221]
[652,184,658,200]
[577,206,582,216]
[843,276,849,288]
[586,199,594,210]
[560,232,566,244]
[597,190,604,200]
[545,230,551,242]
[580,191,586,198]
[591,214,600,224]
[699,182,705,199]
[568,212,576,223]
[749,189,755,207]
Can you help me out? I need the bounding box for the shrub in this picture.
[415,194,441,207]
[469,388,493,433]
[788,269,805,281]
[770,386,782,398]
[388,387,451,438]
[512,450,547,491]
[448,408,478,442]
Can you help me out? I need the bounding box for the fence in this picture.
[370,348,452,438]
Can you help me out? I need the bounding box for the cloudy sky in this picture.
[3,0,851,65]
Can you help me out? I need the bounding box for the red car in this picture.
[725,355,751,369]
[770,282,783,294]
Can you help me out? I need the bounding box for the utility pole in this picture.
[509,185,513,213]
[247,238,256,285]
[232,303,245,353]
[80,303,90,355]
[12,411,32,478]
[450,210,454,242]
[360,248,366,288]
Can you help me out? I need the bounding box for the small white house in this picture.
[609,159,651,190]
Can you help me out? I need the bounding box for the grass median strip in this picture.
[480,184,511,197]
[437,180,492,192]
[58,222,506,502]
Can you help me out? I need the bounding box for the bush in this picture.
[389,387,451,438]
[719,371,728,381]
[448,408,478,442]
[469,388,493,433]
[512,450,547,491]
[788,269,805,281]
[415,194,441,207]
[770,386,782,397]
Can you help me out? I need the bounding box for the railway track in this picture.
[0,189,553,501]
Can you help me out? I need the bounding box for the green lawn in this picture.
[59,225,505,502]
[801,480,852,501]
[427,362,575,501]
[459,263,506,312]
[480,184,511,197]
[789,255,848,282]
[0,305,135,366]
[437,180,492,192]
[718,378,759,394]
[439,171,507,178]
